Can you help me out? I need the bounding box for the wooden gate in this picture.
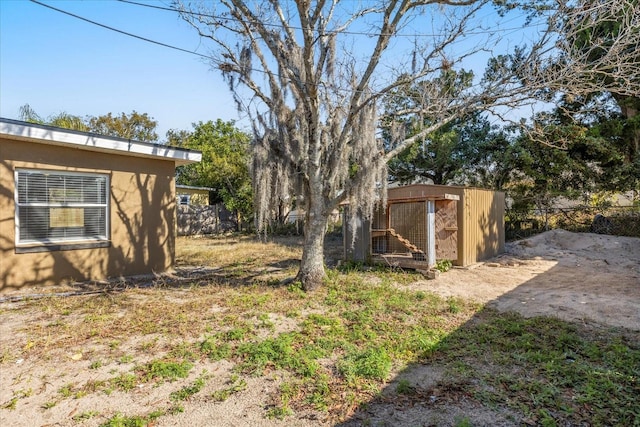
[435,199,458,260]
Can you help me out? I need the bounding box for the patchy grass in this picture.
[1,234,638,425]
[426,310,640,426]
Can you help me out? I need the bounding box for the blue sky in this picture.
[1,1,538,140]
[0,0,239,139]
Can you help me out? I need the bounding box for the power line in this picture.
[117,0,541,38]
[29,0,212,60]
[27,0,529,103]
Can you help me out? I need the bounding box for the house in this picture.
[0,118,201,290]
[345,184,505,268]
[176,184,215,206]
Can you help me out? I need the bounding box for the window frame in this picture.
[14,168,111,253]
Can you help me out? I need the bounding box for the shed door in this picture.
[435,200,458,261]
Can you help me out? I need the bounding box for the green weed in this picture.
[338,346,392,381]
[396,379,415,395]
[266,381,297,420]
[118,355,134,364]
[237,333,319,377]
[1,397,18,410]
[58,383,75,398]
[73,410,100,421]
[170,372,208,401]
[138,359,193,382]
[435,259,453,273]
[200,336,232,360]
[211,375,247,401]
[100,410,164,427]
[110,373,137,392]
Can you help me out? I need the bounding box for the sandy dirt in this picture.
[1,230,638,426]
[408,229,640,331]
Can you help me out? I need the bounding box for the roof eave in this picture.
[0,118,201,165]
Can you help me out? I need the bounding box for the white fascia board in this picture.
[176,184,216,191]
[0,118,201,166]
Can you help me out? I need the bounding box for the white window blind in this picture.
[15,169,109,245]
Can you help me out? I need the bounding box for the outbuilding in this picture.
[0,118,201,290]
[345,184,505,268]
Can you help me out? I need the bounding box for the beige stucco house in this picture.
[0,118,201,290]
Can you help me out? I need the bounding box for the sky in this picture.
[1,1,538,141]
[0,0,239,139]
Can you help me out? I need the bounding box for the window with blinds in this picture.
[15,169,109,246]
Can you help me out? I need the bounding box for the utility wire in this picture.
[117,0,542,38]
[28,0,527,103]
[29,0,213,60]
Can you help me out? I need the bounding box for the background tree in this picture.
[532,97,636,196]
[18,105,159,141]
[458,125,517,191]
[170,120,253,227]
[88,111,159,142]
[569,0,639,170]
[384,70,487,185]
[19,104,88,131]
[176,0,640,290]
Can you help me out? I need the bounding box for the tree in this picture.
[170,120,253,226]
[458,125,517,191]
[551,0,640,196]
[383,70,484,185]
[88,111,159,142]
[176,0,640,290]
[18,105,159,141]
[524,95,638,199]
[19,104,89,131]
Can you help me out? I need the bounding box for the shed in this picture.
[345,184,505,267]
[0,118,201,290]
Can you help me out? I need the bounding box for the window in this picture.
[178,194,191,205]
[15,169,109,250]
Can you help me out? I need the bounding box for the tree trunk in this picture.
[298,207,329,292]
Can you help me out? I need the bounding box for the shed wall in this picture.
[0,137,176,290]
[461,187,505,266]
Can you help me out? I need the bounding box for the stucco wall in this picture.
[177,188,210,206]
[0,137,176,290]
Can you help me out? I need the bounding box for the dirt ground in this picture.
[0,230,638,427]
[408,229,640,331]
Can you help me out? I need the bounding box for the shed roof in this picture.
[0,118,201,166]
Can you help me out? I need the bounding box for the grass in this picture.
[211,374,247,402]
[1,234,638,425]
[427,310,640,425]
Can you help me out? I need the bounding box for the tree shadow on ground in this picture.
[335,254,640,427]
